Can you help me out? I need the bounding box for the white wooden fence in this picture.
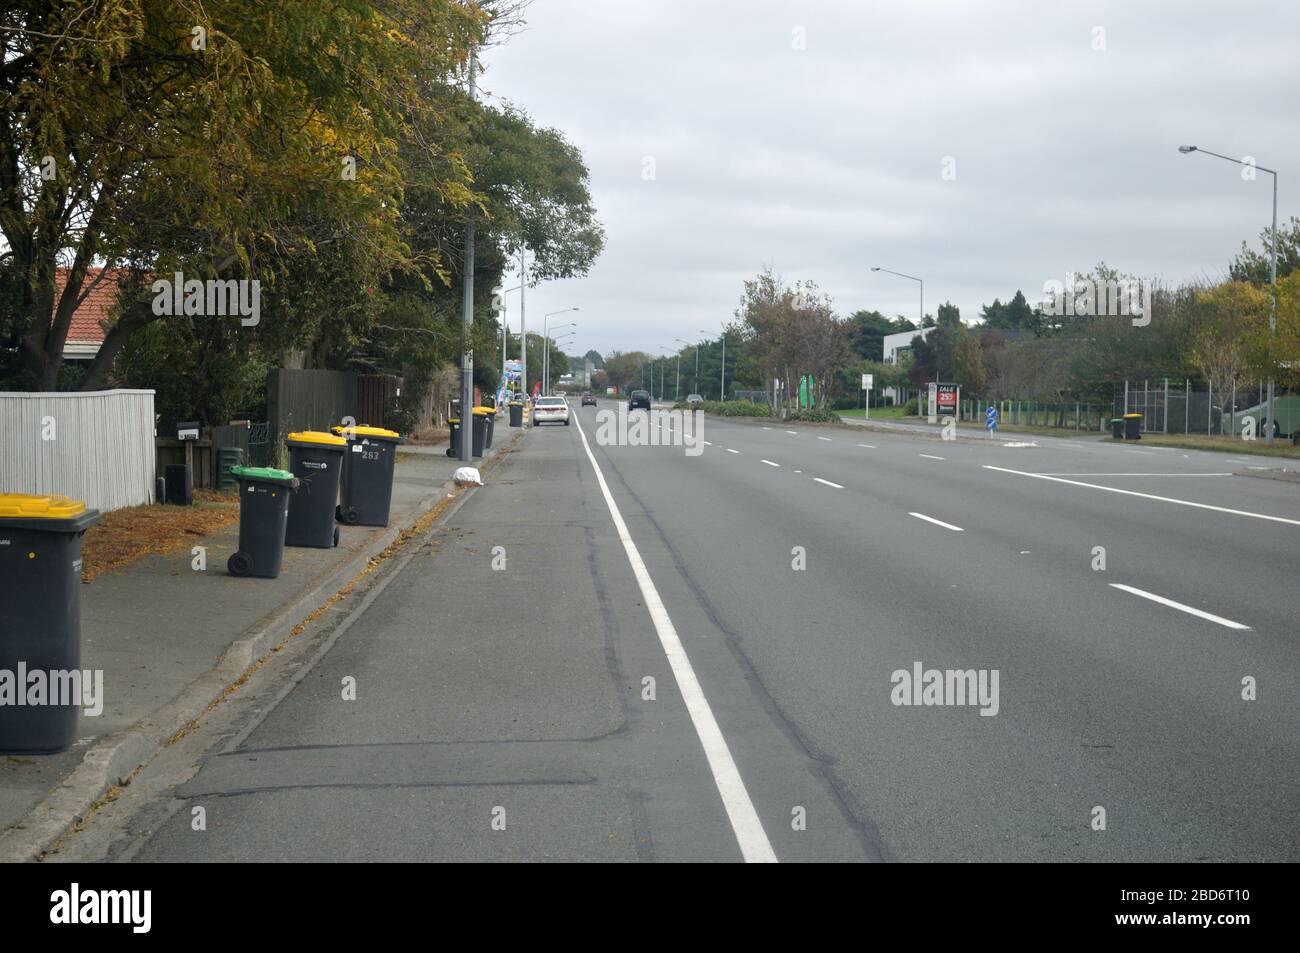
[0,389,156,512]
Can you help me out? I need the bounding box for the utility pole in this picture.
[520,246,527,404]
[720,332,727,401]
[459,49,477,460]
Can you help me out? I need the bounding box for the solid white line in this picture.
[761,459,780,467]
[813,477,843,488]
[570,414,777,862]
[1038,472,1232,477]
[1109,584,1250,630]
[726,448,739,454]
[982,465,1300,527]
[908,512,964,531]
[919,453,945,460]
[857,443,877,449]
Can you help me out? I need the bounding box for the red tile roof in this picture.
[54,267,129,345]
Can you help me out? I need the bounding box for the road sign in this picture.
[986,406,998,431]
[861,373,873,390]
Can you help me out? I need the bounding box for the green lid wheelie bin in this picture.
[0,493,100,754]
[1110,417,1124,440]
[332,425,404,526]
[285,431,346,548]
[228,466,297,578]
[1123,412,1143,440]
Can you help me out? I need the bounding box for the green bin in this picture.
[228,466,297,578]
[1110,418,1124,440]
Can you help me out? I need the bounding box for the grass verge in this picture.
[82,489,241,582]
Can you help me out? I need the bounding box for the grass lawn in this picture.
[836,405,910,420]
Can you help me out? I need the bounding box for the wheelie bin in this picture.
[446,416,486,458]
[285,431,346,548]
[509,402,524,428]
[332,425,404,526]
[1110,417,1124,440]
[475,406,495,449]
[1123,412,1143,440]
[228,466,297,578]
[0,494,100,754]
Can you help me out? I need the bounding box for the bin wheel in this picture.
[446,447,455,457]
[333,526,341,548]
[565,418,571,426]
[228,551,254,577]
[339,506,361,525]
[335,504,343,522]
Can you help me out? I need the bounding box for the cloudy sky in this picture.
[481,0,1299,360]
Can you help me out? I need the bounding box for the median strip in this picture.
[1108,583,1250,630]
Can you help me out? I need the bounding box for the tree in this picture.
[1230,216,1300,285]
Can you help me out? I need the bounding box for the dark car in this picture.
[628,389,651,410]
[581,391,597,407]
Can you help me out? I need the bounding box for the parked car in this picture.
[628,389,652,410]
[532,395,571,426]
[685,393,704,405]
[581,391,597,407]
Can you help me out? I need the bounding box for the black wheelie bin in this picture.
[0,493,101,754]
[285,431,346,548]
[333,425,404,526]
[227,466,297,578]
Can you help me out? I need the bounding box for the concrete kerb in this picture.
[0,428,524,862]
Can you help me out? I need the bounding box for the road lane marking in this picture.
[1108,584,1250,630]
[703,440,712,446]
[908,512,964,531]
[762,426,772,430]
[785,430,798,435]
[726,448,739,454]
[570,414,777,863]
[982,465,1300,527]
[919,453,945,460]
[1038,472,1232,477]
[761,459,780,467]
[813,477,843,488]
[857,443,877,449]
[817,436,832,442]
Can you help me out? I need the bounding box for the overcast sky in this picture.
[481,0,1299,360]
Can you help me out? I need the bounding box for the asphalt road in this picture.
[56,400,1300,862]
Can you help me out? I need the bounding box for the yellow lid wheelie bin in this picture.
[285,431,347,548]
[0,493,100,753]
[332,425,404,526]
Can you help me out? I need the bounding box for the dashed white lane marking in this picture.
[762,427,772,430]
[761,459,780,467]
[908,511,965,531]
[703,440,713,446]
[983,465,1300,527]
[919,453,945,460]
[571,413,777,863]
[726,448,739,454]
[817,436,832,442]
[908,512,964,531]
[813,477,844,489]
[785,430,798,435]
[1109,584,1250,630]
[857,443,877,449]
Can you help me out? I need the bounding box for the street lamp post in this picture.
[543,308,578,397]
[872,266,925,407]
[1179,145,1278,444]
[548,328,577,394]
[697,330,709,395]
[720,330,727,402]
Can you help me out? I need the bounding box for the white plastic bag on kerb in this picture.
[453,466,483,487]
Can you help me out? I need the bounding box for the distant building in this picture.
[54,267,129,360]
[881,326,932,404]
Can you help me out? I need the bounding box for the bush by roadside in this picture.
[672,399,770,417]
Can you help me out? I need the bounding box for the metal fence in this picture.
[1114,379,1281,435]
[961,398,1105,431]
[0,389,156,512]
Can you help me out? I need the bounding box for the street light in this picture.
[497,283,522,401]
[547,327,577,394]
[543,308,579,396]
[698,330,711,397]
[1179,144,1279,444]
[872,266,925,407]
[674,338,693,400]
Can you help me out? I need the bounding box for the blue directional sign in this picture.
[986,406,998,431]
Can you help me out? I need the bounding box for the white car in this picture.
[532,396,571,426]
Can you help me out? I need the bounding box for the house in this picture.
[54,267,128,361]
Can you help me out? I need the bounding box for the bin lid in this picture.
[0,492,87,519]
[230,465,296,485]
[287,430,347,447]
[332,425,401,439]
[472,406,495,415]
[1123,413,1143,419]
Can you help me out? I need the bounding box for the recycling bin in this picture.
[285,431,346,548]
[333,425,404,526]
[1123,412,1143,441]
[1110,417,1124,440]
[446,416,486,458]
[228,466,297,578]
[0,494,101,754]
[509,403,524,428]
[475,406,495,449]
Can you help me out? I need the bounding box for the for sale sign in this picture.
[937,383,959,416]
